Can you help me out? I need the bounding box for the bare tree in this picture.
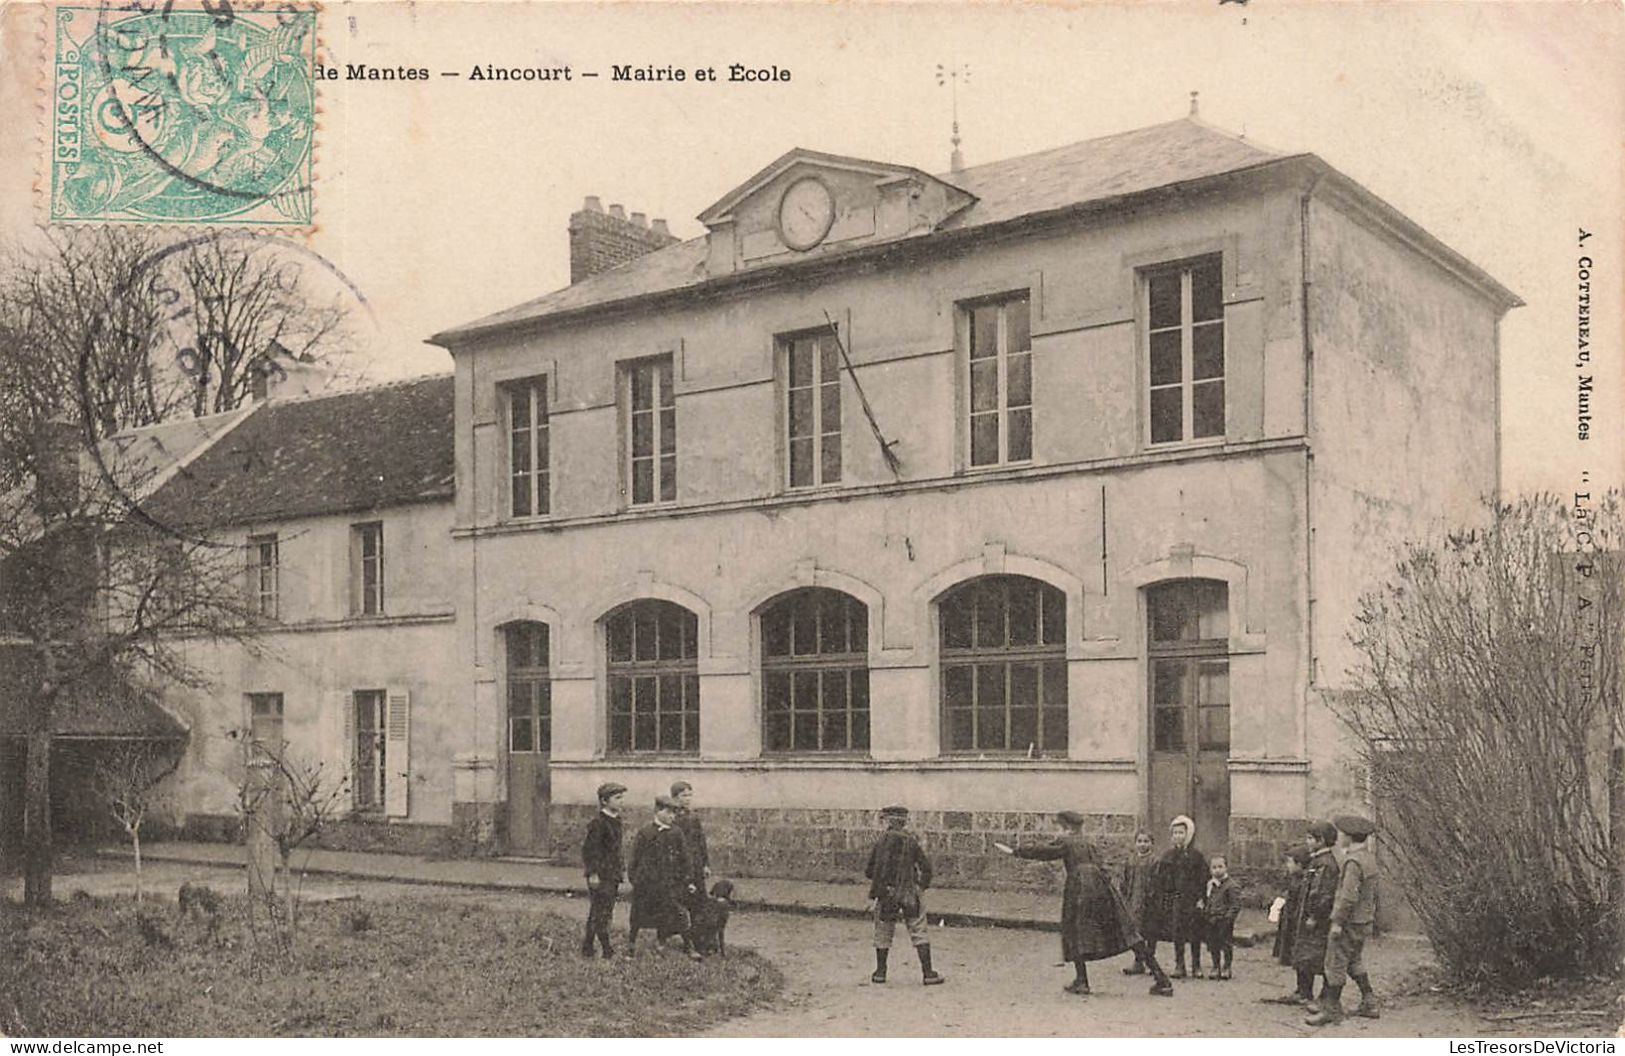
[92,740,183,902]
[1333,493,1623,986]
[166,233,356,416]
[0,226,356,906]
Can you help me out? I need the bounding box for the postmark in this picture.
[50,1,317,226]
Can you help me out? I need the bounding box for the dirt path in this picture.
[14,857,1526,1038]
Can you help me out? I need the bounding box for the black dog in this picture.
[689,880,733,957]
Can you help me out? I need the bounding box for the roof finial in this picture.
[1189,90,1200,118]
[936,62,970,173]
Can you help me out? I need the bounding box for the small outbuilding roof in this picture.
[0,644,186,740]
[142,374,455,529]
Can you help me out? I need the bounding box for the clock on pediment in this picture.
[697,148,978,275]
[777,177,837,251]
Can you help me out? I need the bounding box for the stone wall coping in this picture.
[1227,757,1311,773]
[547,756,1137,773]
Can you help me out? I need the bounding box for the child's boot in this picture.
[1064,960,1090,995]
[1305,984,1345,1026]
[871,948,888,984]
[918,943,945,986]
[1141,945,1175,997]
[1351,973,1380,1018]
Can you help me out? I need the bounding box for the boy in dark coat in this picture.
[1306,814,1382,1026]
[671,780,709,924]
[627,794,699,959]
[996,812,1173,997]
[1203,854,1242,979]
[1119,830,1157,976]
[1265,820,1341,1007]
[864,804,944,986]
[1269,845,1313,978]
[580,781,627,958]
[1149,814,1209,978]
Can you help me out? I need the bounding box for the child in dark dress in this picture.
[1119,830,1157,975]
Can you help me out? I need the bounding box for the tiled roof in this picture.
[434,118,1287,342]
[92,407,255,502]
[143,374,455,528]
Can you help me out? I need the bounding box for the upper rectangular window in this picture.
[1145,256,1225,445]
[506,378,550,518]
[352,521,383,616]
[783,330,842,489]
[247,533,278,619]
[964,293,1033,467]
[623,358,676,506]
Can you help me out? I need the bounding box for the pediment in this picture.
[698,148,977,275]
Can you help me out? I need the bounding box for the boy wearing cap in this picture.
[1267,820,1341,1009]
[1306,814,1381,1026]
[864,805,945,986]
[627,794,700,960]
[580,782,627,958]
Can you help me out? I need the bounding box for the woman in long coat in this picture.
[996,812,1174,997]
[1146,814,1209,977]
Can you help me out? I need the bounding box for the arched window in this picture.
[760,588,869,753]
[505,622,551,753]
[939,575,1067,754]
[606,600,699,753]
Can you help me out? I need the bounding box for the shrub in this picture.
[1335,494,1622,987]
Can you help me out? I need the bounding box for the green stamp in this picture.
[50,3,317,226]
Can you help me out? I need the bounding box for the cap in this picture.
[880,804,909,818]
[670,780,693,797]
[654,794,681,811]
[1334,813,1377,838]
[596,782,627,801]
[1056,810,1087,827]
[1307,820,1339,847]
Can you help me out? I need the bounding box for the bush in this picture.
[1335,494,1622,987]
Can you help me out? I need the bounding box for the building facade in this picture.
[420,117,1519,885]
[130,116,1519,891]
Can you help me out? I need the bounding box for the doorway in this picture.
[503,622,552,856]
[1147,580,1231,849]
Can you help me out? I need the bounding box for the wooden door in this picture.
[504,623,552,856]
[507,751,550,856]
[1147,582,1231,850]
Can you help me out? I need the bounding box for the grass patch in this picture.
[0,893,781,1037]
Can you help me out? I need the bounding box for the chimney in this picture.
[32,417,81,518]
[569,196,682,284]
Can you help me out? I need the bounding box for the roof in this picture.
[431,119,1289,344]
[91,406,255,503]
[0,644,186,739]
[432,116,1519,347]
[938,118,1278,228]
[142,374,455,529]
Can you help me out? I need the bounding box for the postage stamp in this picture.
[49,2,317,226]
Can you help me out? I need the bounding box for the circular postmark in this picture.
[50,1,317,225]
[77,230,375,543]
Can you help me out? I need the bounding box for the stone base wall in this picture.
[453,801,504,857]
[547,804,1143,893]
[176,812,457,858]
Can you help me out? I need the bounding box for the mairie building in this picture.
[135,114,1518,896]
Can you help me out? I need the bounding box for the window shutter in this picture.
[330,690,355,817]
[384,686,411,817]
